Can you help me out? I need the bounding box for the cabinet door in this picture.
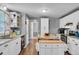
[0,43,10,55]
[39,48,46,55]
[15,38,21,54]
[52,44,65,55]
[39,43,66,55]
[45,48,52,55]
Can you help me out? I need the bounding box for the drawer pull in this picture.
[0,52,3,55]
[4,44,8,47]
[45,45,47,47]
[57,45,59,46]
[16,42,18,44]
[75,44,78,46]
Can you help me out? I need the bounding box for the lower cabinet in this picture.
[67,37,79,55]
[39,43,67,55]
[0,38,21,55]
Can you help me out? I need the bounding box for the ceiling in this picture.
[2,3,79,18]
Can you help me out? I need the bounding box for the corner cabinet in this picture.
[40,18,49,36]
[0,38,21,55]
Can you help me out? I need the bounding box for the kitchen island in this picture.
[35,34,67,55]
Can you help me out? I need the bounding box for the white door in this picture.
[25,19,30,47]
[30,20,39,38]
[41,18,49,36]
[30,22,34,38]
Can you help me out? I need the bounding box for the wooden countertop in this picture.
[32,34,64,44]
[39,39,64,44]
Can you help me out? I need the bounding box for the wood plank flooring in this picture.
[19,38,70,55]
[20,38,38,55]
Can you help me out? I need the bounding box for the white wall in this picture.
[49,17,59,34]
[60,10,79,31]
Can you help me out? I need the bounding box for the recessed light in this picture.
[3,6,7,10]
[42,9,48,13]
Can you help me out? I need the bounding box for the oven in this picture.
[21,35,25,50]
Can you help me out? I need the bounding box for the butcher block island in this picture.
[36,34,67,55]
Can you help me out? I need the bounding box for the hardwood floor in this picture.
[20,38,38,55]
[19,37,70,55]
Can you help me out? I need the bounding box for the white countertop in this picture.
[68,36,79,40]
[0,34,22,46]
[0,39,12,46]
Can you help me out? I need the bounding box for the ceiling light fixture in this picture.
[3,6,7,10]
[42,9,48,13]
[0,5,7,11]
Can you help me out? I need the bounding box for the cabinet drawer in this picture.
[39,43,66,49]
[39,44,53,48]
[52,44,66,48]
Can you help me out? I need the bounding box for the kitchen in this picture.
[0,3,79,55]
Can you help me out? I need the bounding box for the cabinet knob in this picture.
[0,52,3,55]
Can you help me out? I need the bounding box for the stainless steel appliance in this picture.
[58,28,69,44]
[69,31,75,36]
[21,35,25,50]
[61,35,67,44]
[58,28,69,35]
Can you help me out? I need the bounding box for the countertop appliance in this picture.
[58,28,65,34]
[69,31,75,36]
[58,28,69,35]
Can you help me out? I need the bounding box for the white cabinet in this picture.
[39,43,66,55]
[40,18,49,36]
[0,43,10,55]
[0,38,21,55]
[14,38,21,54]
[10,12,20,27]
[60,11,79,30]
[67,37,79,55]
[9,38,21,55]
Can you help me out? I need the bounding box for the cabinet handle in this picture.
[45,45,47,47]
[16,42,18,44]
[0,52,3,55]
[67,48,69,50]
[57,45,59,46]
[4,44,8,47]
[75,44,78,46]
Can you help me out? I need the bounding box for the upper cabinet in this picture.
[10,12,21,28]
[60,10,79,30]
